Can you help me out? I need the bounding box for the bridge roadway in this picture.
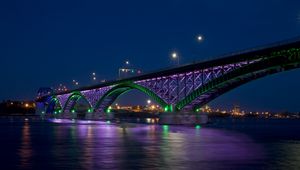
[36,37,300,122]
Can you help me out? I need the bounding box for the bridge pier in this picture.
[35,102,46,115]
[159,112,208,125]
[84,112,114,120]
[58,112,77,119]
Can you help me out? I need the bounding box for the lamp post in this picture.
[92,72,96,81]
[171,52,179,66]
[191,34,204,63]
[197,35,203,42]
[118,60,130,79]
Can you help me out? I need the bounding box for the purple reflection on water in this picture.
[48,118,107,125]
[9,119,300,169]
[51,122,265,169]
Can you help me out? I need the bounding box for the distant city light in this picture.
[93,77,96,80]
[147,99,151,104]
[125,61,129,65]
[92,72,96,76]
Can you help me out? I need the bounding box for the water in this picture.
[0,117,300,170]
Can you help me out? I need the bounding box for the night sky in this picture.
[1,0,300,112]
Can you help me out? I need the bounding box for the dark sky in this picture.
[1,0,300,112]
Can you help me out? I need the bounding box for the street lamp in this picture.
[92,72,97,81]
[125,60,129,65]
[171,52,179,65]
[147,99,151,105]
[197,35,203,42]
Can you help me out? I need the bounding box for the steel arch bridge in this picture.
[37,38,300,115]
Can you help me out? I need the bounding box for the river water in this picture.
[0,117,299,170]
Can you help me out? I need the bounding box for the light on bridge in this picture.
[171,52,177,59]
[197,35,203,41]
[195,125,201,129]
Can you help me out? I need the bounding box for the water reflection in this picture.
[18,122,32,169]
[4,119,300,169]
[52,123,264,169]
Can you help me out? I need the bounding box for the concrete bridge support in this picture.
[159,112,208,125]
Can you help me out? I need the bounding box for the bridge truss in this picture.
[38,39,300,114]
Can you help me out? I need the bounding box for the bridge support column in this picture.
[35,102,46,116]
[159,112,208,125]
[85,112,114,120]
[60,112,77,119]
[85,112,94,120]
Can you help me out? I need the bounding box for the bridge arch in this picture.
[45,96,62,114]
[94,82,169,112]
[62,91,92,112]
[176,48,300,111]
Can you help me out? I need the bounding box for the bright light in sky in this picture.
[172,52,177,58]
[197,35,203,41]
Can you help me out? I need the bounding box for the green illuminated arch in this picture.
[62,91,92,112]
[46,96,62,113]
[94,82,169,112]
[176,48,300,111]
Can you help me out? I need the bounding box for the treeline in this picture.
[0,100,35,115]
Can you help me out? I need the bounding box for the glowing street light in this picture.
[75,82,79,85]
[172,52,177,59]
[91,72,97,82]
[147,99,151,104]
[125,60,129,65]
[197,35,203,41]
[171,52,179,65]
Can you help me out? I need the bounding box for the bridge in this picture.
[36,38,300,121]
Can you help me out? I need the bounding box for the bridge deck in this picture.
[39,37,300,100]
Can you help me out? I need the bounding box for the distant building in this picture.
[232,105,241,115]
